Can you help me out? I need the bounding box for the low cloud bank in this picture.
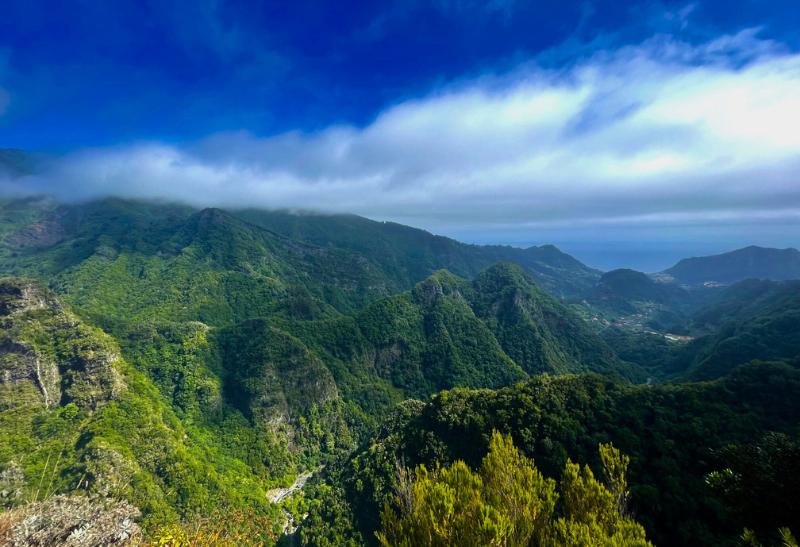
[3,29,800,241]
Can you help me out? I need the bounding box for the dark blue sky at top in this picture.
[2,0,799,150]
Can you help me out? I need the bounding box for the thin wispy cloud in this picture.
[3,30,800,246]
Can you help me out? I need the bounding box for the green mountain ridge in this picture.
[235,207,601,298]
[355,269,527,397]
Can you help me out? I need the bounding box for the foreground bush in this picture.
[0,495,140,546]
[376,431,650,546]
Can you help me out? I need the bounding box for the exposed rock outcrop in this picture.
[0,278,123,409]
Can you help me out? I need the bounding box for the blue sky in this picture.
[1,1,799,270]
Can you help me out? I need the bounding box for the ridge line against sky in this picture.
[1,1,799,271]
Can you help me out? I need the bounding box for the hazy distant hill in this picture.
[663,245,800,286]
[579,268,696,334]
[587,268,690,312]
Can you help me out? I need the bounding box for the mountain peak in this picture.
[477,261,530,284]
[469,263,630,378]
[192,207,238,227]
[412,269,470,305]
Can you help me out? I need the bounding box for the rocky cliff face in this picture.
[0,278,123,410]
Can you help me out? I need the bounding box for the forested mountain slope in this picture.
[0,199,398,326]
[671,279,800,380]
[0,197,640,542]
[305,362,800,546]
[689,278,800,331]
[598,277,800,381]
[219,264,636,423]
[1,195,798,546]
[347,264,638,399]
[470,263,626,377]
[353,270,528,397]
[0,197,600,307]
[235,207,601,298]
[0,278,282,539]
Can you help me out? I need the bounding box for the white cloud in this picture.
[7,29,800,242]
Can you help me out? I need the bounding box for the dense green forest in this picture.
[0,197,798,546]
[303,362,800,546]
